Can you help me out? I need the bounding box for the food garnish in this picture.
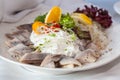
[32,21,61,34]
[45,6,62,23]
[71,13,92,25]
[32,21,47,34]
[60,13,75,30]
[74,5,112,28]
[34,14,47,23]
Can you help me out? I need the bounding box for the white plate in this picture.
[114,1,120,15]
[0,11,120,75]
[0,21,120,75]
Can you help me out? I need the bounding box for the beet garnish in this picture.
[74,5,112,28]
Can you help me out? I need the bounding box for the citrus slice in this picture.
[32,21,47,34]
[71,13,92,25]
[45,6,62,23]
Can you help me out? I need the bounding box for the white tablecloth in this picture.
[0,0,120,80]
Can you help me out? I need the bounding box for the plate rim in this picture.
[114,1,120,15]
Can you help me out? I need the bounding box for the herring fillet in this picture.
[89,23,109,50]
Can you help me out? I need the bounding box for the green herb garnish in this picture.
[34,13,47,23]
[64,48,67,51]
[48,33,56,37]
[71,33,77,41]
[60,13,75,30]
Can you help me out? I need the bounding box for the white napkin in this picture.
[43,0,90,13]
[43,0,62,7]
[0,0,89,23]
[59,0,90,13]
[0,0,3,22]
[0,0,44,22]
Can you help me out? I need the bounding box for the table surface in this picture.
[0,0,120,80]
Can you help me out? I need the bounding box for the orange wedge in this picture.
[79,13,92,25]
[45,6,62,23]
[71,13,92,25]
[32,21,47,34]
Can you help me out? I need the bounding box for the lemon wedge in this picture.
[45,6,62,23]
[71,13,92,25]
[32,21,47,34]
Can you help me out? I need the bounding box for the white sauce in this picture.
[30,30,82,56]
